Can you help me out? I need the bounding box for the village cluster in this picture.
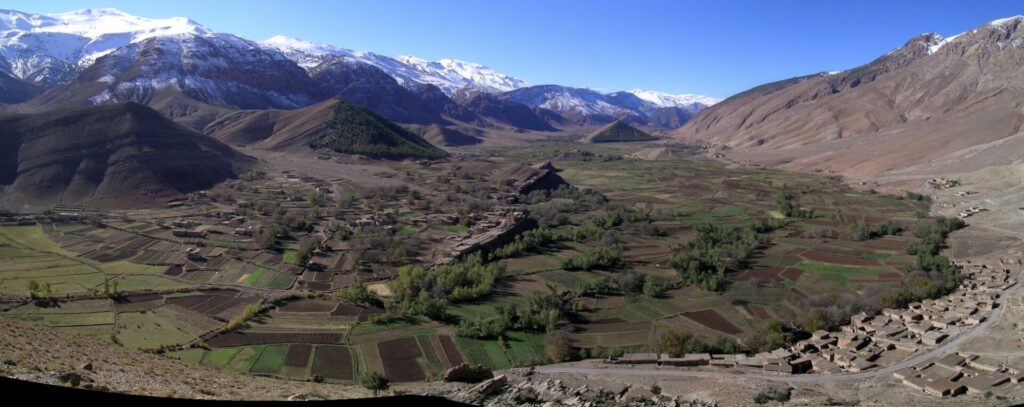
[604,258,1022,398]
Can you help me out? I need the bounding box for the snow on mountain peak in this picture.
[261,35,528,96]
[626,89,719,110]
[262,35,345,56]
[1,7,712,119]
[1,8,210,39]
[0,8,216,86]
[393,55,528,94]
[926,33,965,55]
[989,15,1024,28]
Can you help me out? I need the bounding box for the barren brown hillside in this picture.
[0,103,249,212]
[674,17,1024,177]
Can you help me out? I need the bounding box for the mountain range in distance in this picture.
[3,7,1024,214]
[0,7,719,136]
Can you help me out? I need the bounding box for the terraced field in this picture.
[441,143,932,352]
[0,142,938,385]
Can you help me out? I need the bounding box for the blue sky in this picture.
[6,1,1023,98]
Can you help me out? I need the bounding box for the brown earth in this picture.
[377,337,426,382]
[0,103,250,212]
[682,310,743,335]
[675,17,1024,179]
[309,345,354,381]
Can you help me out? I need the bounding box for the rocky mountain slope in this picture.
[0,103,248,211]
[263,35,528,96]
[0,69,40,103]
[674,16,1024,177]
[25,30,317,112]
[310,55,473,125]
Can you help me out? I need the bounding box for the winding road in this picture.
[536,270,1023,384]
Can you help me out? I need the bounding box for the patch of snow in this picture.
[989,15,1024,28]
[928,33,964,55]
[0,8,215,86]
[261,35,344,56]
[262,34,528,95]
[87,88,112,104]
[626,89,719,109]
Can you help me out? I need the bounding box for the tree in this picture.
[26,280,40,298]
[562,245,622,271]
[544,330,575,363]
[226,304,261,330]
[359,371,390,397]
[296,238,319,266]
[670,223,765,292]
[336,278,379,307]
[745,320,794,352]
[255,226,285,250]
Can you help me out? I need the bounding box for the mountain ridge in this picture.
[673,15,1024,177]
[0,102,249,211]
[0,8,716,132]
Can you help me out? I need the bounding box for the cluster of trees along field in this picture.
[329,183,966,363]
[342,183,958,360]
[227,177,515,271]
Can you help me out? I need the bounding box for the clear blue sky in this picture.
[6,0,1023,98]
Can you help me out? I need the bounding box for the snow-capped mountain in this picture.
[0,8,211,87]
[503,85,633,120]
[261,35,527,96]
[625,89,719,113]
[72,34,314,109]
[503,85,714,127]
[392,55,527,94]
[6,11,317,111]
[0,7,716,130]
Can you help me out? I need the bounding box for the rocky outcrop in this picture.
[443,364,495,383]
[447,375,719,407]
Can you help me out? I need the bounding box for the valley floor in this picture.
[2,141,1023,405]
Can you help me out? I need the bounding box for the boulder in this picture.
[443,363,494,383]
[58,371,82,387]
[471,375,508,397]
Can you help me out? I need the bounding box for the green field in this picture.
[795,261,890,275]
[505,331,547,366]
[226,346,265,372]
[202,348,242,369]
[454,336,512,370]
[250,344,289,374]
[115,308,199,349]
[244,267,267,285]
